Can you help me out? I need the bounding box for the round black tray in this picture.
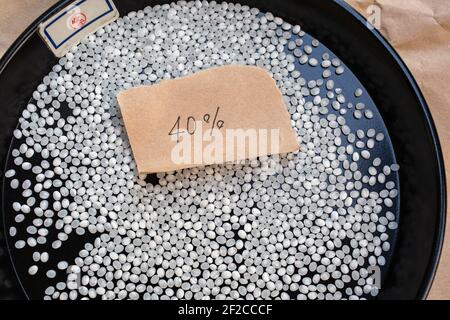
[0,0,446,300]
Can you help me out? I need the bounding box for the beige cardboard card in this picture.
[117,65,299,174]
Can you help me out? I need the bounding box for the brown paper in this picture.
[117,65,299,174]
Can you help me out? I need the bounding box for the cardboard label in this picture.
[39,0,119,57]
[117,65,300,174]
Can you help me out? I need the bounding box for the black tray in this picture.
[0,0,446,300]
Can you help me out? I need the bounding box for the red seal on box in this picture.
[69,12,87,30]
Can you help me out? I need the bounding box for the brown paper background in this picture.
[0,0,449,299]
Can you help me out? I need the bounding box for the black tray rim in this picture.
[335,1,447,299]
[0,0,446,300]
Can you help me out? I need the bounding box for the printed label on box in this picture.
[39,0,119,57]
